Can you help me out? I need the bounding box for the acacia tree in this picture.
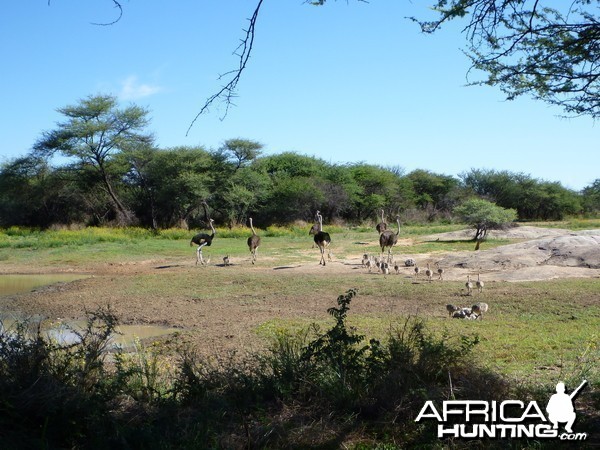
[34,94,153,225]
[454,198,517,241]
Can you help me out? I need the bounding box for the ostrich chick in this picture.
[476,273,485,293]
[465,275,474,295]
[425,263,433,282]
[435,263,444,281]
[446,304,460,317]
[472,302,489,319]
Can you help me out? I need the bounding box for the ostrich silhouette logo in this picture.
[546,380,587,433]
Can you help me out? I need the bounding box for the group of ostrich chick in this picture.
[189,208,489,319]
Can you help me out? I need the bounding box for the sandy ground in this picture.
[1,226,599,355]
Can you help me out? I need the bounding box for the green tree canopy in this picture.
[454,198,517,241]
[124,146,213,229]
[407,169,462,216]
[33,94,153,225]
[217,138,263,170]
[462,169,582,220]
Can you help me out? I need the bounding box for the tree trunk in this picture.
[99,165,134,226]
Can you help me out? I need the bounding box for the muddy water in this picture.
[43,321,179,349]
[0,273,89,296]
[0,274,179,349]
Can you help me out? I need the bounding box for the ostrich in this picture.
[476,272,484,293]
[380,262,390,276]
[190,218,216,265]
[247,217,261,264]
[465,275,474,295]
[223,255,230,266]
[414,265,420,279]
[379,216,401,263]
[472,302,489,319]
[376,209,388,234]
[425,263,433,282]
[361,254,370,268]
[394,261,400,274]
[446,304,460,317]
[308,210,320,248]
[314,212,332,266]
[435,262,444,281]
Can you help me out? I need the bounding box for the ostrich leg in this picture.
[196,243,208,265]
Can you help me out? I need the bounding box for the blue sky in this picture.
[2,1,598,190]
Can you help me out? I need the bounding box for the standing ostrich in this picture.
[314,212,331,266]
[435,262,445,281]
[379,216,401,263]
[425,263,433,282]
[476,272,485,293]
[376,209,388,234]
[247,217,261,264]
[308,210,320,248]
[190,219,216,265]
[472,302,489,319]
[465,275,474,295]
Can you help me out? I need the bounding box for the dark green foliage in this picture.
[461,169,582,220]
[582,179,600,215]
[0,308,118,448]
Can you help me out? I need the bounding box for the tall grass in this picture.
[3,218,598,250]
[0,225,343,249]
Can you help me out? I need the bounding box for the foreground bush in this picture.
[1,292,594,449]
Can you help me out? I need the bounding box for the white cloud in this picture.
[119,75,162,100]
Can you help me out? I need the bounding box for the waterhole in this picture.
[0,274,179,349]
[0,273,89,296]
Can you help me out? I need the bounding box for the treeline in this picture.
[0,95,598,229]
[2,147,597,229]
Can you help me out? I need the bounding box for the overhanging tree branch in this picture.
[48,0,123,26]
[186,0,265,135]
[412,0,600,118]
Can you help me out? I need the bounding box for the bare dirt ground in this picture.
[2,226,599,355]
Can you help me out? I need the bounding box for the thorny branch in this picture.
[48,0,123,26]
[186,0,265,135]
[48,1,370,132]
